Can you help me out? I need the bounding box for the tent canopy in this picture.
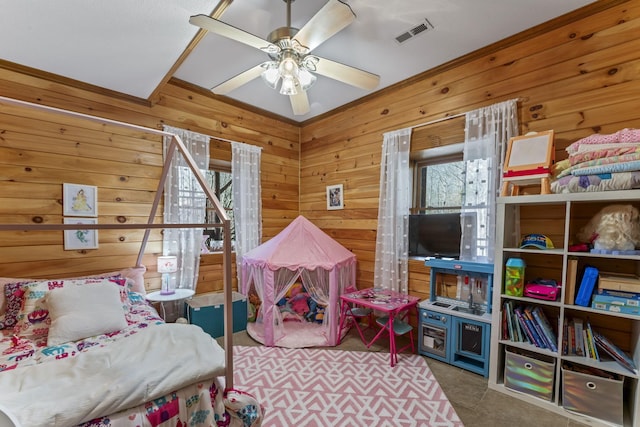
[242,215,356,271]
[241,215,356,347]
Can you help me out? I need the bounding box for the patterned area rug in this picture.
[232,346,463,427]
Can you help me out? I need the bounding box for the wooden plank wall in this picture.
[1,0,638,301]
[0,74,300,292]
[299,0,640,300]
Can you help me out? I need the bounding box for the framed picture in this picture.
[64,218,99,250]
[63,183,98,217]
[326,184,344,210]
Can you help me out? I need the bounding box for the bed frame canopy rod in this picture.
[0,223,223,231]
[0,95,236,388]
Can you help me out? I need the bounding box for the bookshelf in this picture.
[489,190,640,427]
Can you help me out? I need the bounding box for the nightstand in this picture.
[146,289,195,321]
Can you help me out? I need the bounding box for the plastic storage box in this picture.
[505,258,526,297]
[562,366,624,425]
[186,291,247,338]
[504,348,556,401]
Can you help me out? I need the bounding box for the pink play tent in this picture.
[241,215,356,347]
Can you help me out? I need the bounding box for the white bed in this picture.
[0,271,262,427]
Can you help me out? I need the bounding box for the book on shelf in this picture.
[585,318,599,361]
[564,257,579,305]
[562,317,576,356]
[514,306,543,348]
[593,331,638,374]
[573,318,585,357]
[502,302,509,340]
[514,310,531,345]
[523,305,551,349]
[504,301,515,341]
[531,306,558,352]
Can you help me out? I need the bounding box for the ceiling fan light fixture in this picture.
[261,61,280,89]
[280,75,298,95]
[297,67,316,91]
[278,53,298,78]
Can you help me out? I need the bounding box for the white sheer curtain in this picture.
[373,128,412,293]
[232,142,262,287]
[162,125,210,290]
[461,99,518,263]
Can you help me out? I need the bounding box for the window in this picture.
[414,148,464,214]
[203,163,234,251]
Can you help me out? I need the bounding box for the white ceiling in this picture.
[0,0,595,122]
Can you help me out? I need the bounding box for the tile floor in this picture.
[222,327,590,427]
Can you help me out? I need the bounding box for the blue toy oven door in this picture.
[418,309,450,363]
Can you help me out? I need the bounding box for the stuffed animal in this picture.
[247,291,261,323]
[287,283,310,316]
[577,204,640,251]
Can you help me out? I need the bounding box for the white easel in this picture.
[500,130,555,196]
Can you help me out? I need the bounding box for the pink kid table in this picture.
[339,288,419,367]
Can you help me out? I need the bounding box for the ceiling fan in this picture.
[189,0,380,116]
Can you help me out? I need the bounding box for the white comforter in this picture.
[0,324,226,427]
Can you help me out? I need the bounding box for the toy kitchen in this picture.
[418,258,493,377]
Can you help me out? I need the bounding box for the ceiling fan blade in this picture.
[290,91,310,116]
[293,0,355,52]
[212,63,265,95]
[314,57,380,91]
[189,14,277,53]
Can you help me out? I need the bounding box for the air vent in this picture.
[395,18,434,44]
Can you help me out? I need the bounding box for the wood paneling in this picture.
[0,73,299,292]
[299,0,640,291]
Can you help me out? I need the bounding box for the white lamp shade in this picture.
[157,256,177,273]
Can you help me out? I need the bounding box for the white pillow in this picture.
[45,282,128,346]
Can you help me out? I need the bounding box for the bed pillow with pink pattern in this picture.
[0,266,146,329]
[13,277,128,343]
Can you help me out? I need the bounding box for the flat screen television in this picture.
[408,213,462,259]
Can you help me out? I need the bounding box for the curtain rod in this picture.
[409,111,466,131]
[408,98,523,131]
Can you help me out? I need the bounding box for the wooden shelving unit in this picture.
[489,190,640,427]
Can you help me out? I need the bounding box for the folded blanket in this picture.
[569,144,640,165]
[573,159,640,176]
[566,128,640,154]
[557,152,640,179]
[552,171,640,193]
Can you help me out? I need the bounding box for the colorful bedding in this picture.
[551,171,640,194]
[0,276,262,427]
[551,129,640,193]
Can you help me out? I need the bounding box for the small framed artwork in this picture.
[64,218,99,250]
[63,183,98,217]
[326,184,344,210]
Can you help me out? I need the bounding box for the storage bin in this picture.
[504,348,555,401]
[562,366,624,425]
[186,291,247,338]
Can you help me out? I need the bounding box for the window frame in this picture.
[204,160,234,250]
[412,143,465,215]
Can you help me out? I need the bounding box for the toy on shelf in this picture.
[577,204,640,255]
